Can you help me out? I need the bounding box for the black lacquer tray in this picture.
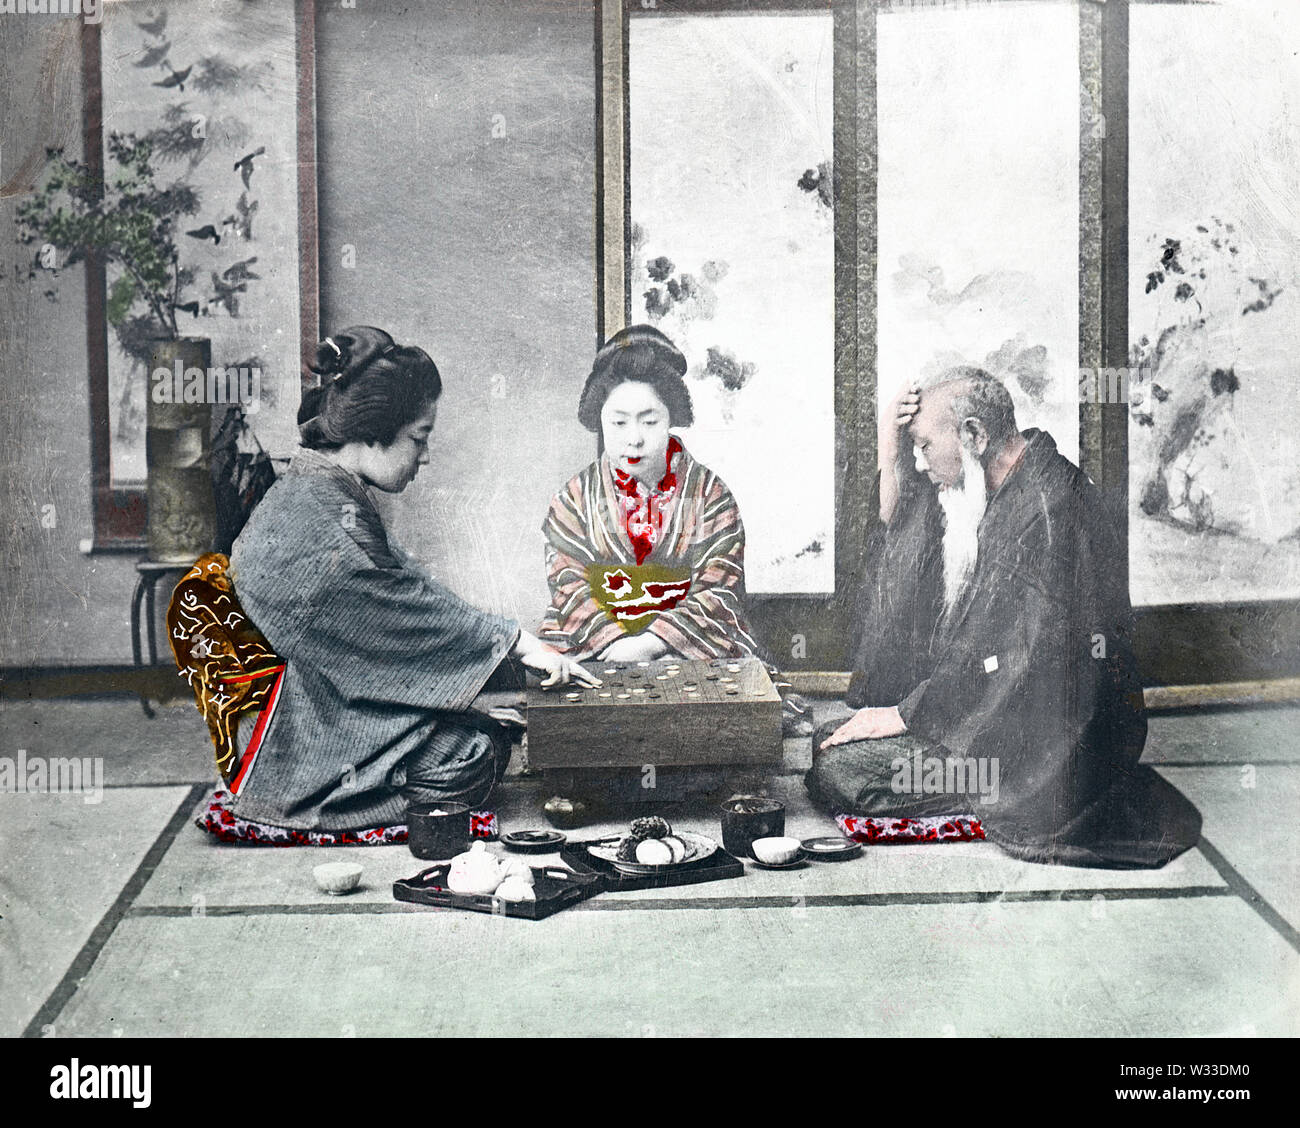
[393,863,601,920]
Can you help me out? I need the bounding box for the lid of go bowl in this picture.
[800,835,862,859]
[501,829,567,852]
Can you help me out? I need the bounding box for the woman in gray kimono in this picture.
[226,326,596,831]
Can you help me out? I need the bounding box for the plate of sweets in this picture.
[587,816,718,875]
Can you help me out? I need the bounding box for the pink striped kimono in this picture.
[540,439,760,660]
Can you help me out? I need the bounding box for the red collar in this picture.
[613,435,683,496]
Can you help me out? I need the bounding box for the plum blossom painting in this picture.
[628,10,835,594]
[99,0,303,486]
[876,1,1081,466]
[1128,0,1300,605]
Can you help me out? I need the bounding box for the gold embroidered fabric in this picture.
[167,553,284,781]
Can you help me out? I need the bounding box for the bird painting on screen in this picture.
[222,257,261,284]
[137,10,167,37]
[134,41,172,69]
[154,64,192,92]
[210,273,247,317]
[186,225,222,246]
[231,193,258,241]
[233,147,266,190]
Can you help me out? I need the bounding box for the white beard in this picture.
[937,443,988,614]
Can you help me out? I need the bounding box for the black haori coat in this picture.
[847,429,1201,868]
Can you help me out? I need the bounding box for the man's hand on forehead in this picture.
[881,382,922,445]
[879,381,925,523]
[893,383,927,467]
[893,381,922,431]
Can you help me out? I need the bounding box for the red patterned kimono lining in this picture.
[228,666,285,795]
[195,797,973,850]
[836,814,986,844]
[196,789,498,847]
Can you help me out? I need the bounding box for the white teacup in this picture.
[751,836,802,865]
[313,861,363,895]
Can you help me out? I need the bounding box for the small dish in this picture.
[800,835,863,860]
[501,829,567,853]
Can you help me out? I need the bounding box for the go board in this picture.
[525,657,783,770]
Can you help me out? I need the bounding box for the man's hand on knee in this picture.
[818,706,907,751]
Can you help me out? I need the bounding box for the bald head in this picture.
[909,368,1021,490]
[925,368,1019,446]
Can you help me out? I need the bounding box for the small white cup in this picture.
[313,862,363,895]
[751,836,802,865]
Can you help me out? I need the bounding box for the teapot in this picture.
[446,840,503,895]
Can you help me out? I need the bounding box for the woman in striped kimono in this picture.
[225,327,595,833]
[541,325,810,732]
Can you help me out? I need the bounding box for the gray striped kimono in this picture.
[226,448,519,830]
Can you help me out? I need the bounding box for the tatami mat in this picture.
[9,698,1297,1039]
[0,698,212,787]
[1142,705,1300,766]
[50,895,1297,1037]
[0,786,193,1037]
[1161,765,1300,930]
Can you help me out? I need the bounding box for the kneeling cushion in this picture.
[836,813,985,844]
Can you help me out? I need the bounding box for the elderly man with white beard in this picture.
[805,368,1202,868]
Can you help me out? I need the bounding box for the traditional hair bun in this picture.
[298,326,443,449]
[300,326,398,435]
[307,326,396,388]
[577,323,693,432]
[592,324,687,380]
[314,336,347,377]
